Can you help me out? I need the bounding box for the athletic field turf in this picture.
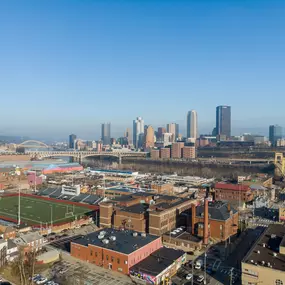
[0,196,91,226]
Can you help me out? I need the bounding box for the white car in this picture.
[197,275,205,283]
[36,277,48,284]
[186,273,193,280]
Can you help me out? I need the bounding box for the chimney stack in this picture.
[191,204,196,235]
[203,198,209,245]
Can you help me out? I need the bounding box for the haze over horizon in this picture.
[0,0,284,140]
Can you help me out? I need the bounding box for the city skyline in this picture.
[0,1,284,139]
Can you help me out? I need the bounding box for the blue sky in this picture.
[0,0,284,140]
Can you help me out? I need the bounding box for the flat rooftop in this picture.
[72,228,159,255]
[243,224,285,271]
[164,231,202,243]
[119,203,148,214]
[130,247,185,276]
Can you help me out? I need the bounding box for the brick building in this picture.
[150,182,173,194]
[182,146,196,159]
[150,149,160,159]
[192,201,239,242]
[214,182,254,203]
[171,142,184,159]
[160,148,171,159]
[130,247,186,285]
[71,228,162,275]
[100,193,195,236]
[148,197,194,236]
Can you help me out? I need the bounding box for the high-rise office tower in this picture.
[167,123,179,142]
[157,127,166,140]
[144,125,155,149]
[269,125,282,147]
[101,123,111,145]
[124,128,132,145]
[216,106,231,138]
[133,117,144,148]
[187,110,198,139]
[69,134,77,149]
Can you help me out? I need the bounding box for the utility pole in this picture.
[18,185,21,225]
[50,205,53,228]
[204,251,207,285]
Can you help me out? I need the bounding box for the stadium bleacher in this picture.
[37,187,103,205]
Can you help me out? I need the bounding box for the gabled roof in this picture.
[196,201,237,221]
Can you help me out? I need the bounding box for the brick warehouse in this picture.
[192,200,239,242]
[99,193,195,235]
[71,228,162,275]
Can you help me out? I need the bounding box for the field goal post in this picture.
[65,204,75,218]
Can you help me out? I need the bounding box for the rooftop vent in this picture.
[261,261,265,265]
[267,262,271,267]
[257,250,260,254]
[102,239,109,244]
[271,234,277,239]
[109,236,116,241]
[251,260,254,263]
[273,252,277,257]
[263,243,266,248]
[133,232,138,237]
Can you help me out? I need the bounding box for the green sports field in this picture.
[0,196,91,226]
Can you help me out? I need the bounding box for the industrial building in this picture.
[242,224,285,285]
[99,193,195,235]
[71,228,162,275]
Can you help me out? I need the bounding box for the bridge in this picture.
[16,140,50,149]
[27,150,147,164]
[275,152,285,177]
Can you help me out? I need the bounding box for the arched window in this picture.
[276,280,283,285]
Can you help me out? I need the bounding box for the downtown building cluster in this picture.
[68,104,284,156]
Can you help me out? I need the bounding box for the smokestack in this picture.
[191,204,196,235]
[203,198,209,245]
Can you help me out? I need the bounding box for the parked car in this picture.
[197,275,205,283]
[186,273,193,280]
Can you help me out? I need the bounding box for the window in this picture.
[111,256,114,262]
[117,258,120,264]
[276,280,283,285]
[106,255,109,261]
[95,252,98,257]
[90,251,93,256]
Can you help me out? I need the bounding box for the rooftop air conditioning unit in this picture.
[102,239,109,244]
[251,260,254,263]
[100,231,106,235]
[261,261,265,265]
[273,252,277,257]
[109,236,116,241]
[141,233,146,237]
[263,243,266,247]
[133,232,138,237]
[257,250,260,254]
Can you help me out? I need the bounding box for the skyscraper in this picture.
[101,123,111,145]
[187,110,198,139]
[167,123,179,142]
[69,134,77,149]
[269,125,282,147]
[133,117,144,148]
[216,106,231,138]
[124,128,132,145]
[144,125,155,150]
